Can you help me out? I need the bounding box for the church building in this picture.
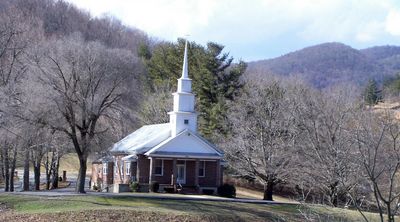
[91,41,224,193]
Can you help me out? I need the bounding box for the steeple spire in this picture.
[169,38,197,136]
[181,39,189,79]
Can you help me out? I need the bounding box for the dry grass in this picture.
[59,153,91,174]
[0,193,384,222]
[235,186,298,204]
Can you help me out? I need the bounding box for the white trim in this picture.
[154,159,164,176]
[199,161,205,177]
[102,163,108,174]
[144,129,223,156]
[176,161,186,184]
[125,161,131,175]
[148,154,222,160]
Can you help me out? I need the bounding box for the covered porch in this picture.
[136,155,223,194]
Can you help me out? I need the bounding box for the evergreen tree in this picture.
[142,39,246,140]
[363,79,381,105]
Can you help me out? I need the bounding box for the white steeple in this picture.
[169,39,198,137]
[181,40,189,79]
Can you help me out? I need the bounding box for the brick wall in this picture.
[137,154,150,184]
[153,159,173,184]
[199,161,217,187]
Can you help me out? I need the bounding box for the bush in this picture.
[217,184,236,198]
[130,182,140,192]
[150,181,159,192]
[164,187,175,193]
[202,189,214,195]
[92,185,98,191]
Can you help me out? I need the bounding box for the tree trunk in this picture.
[51,156,60,189]
[23,148,30,191]
[0,148,4,184]
[9,146,17,192]
[263,180,274,201]
[4,147,9,192]
[33,163,40,191]
[387,203,394,222]
[45,152,52,190]
[76,155,87,193]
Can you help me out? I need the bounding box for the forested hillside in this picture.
[2,1,400,220]
[247,42,400,88]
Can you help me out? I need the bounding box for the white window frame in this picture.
[154,159,164,176]
[199,161,205,177]
[102,163,108,174]
[126,161,131,175]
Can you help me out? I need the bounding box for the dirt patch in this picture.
[0,209,241,222]
[0,202,8,210]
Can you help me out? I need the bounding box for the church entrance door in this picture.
[177,163,186,184]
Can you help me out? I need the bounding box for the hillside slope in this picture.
[247,42,400,88]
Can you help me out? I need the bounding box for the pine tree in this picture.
[143,39,246,140]
[363,79,381,105]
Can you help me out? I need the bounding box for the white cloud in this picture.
[66,0,400,60]
[385,9,400,36]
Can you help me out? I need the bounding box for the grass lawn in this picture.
[0,193,382,222]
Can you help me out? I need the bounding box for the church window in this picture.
[199,161,205,177]
[102,163,107,174]
[154,159,164,176]
[126,162,131,175]
[184,119,189,124]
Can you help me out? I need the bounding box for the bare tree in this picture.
[352,109,400,222]
[138,84,171,125]
[223,79,298,200]
[32,34,138,193]
[293,86,361,207]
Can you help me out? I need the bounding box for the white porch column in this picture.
[149,157,154,191]
[136,159,140,183]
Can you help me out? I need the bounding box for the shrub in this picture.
[202,189,214,195]
[164,187,175,193]
[217,184,236,198]
[150,181,159,192]
[130,182,140,192]
[92,185,98,191]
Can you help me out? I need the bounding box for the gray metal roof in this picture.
[110,123,171,154]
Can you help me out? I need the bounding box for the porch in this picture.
[136,155,223,194]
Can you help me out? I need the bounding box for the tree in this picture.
[223,79,298,200]
[293,85,361,207]
[32,34,138,193]
[363,79,381,105]
[144,39,246,139]
[138,84,171,125]
[352,110,400,222]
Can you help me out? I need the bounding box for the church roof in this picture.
[145,129,224,159]
[109,123,171,154]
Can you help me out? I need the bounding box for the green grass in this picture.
[0,193,382,222]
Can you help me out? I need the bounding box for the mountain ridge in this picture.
[247,42,400,88]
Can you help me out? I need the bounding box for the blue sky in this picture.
[67,0,400,62]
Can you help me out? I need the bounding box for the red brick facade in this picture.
[91,155,223,192]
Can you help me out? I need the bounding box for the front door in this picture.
[177,163,186,184]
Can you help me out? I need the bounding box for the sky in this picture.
[66,0,400,62]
